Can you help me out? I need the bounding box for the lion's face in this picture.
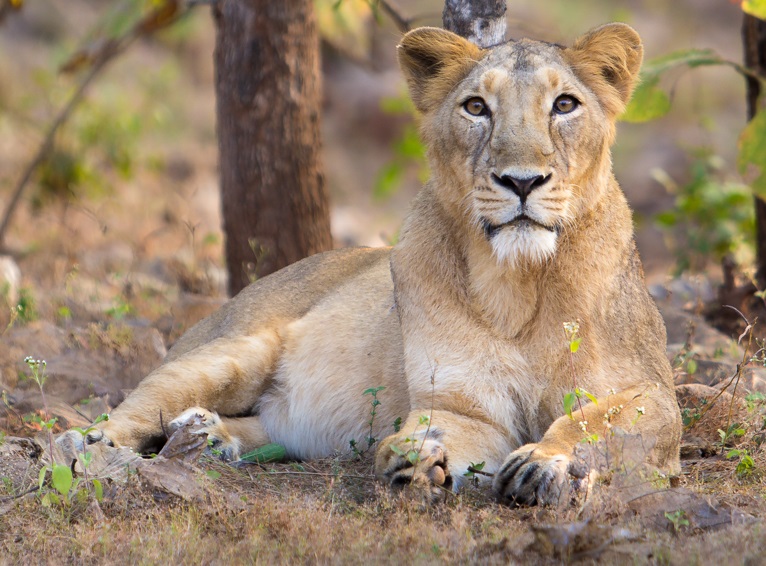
[398,24,643,265]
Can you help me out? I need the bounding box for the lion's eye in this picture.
[553,95,579,115]
[463,97,489,117]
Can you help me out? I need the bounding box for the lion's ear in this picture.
[565,23,643,118]
[398,27,483,113]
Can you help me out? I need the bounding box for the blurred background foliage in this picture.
[0,0,761,296]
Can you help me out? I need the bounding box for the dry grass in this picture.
[1,445,766,565]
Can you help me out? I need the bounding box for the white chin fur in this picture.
[490,226,557,266]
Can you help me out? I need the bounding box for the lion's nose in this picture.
[492,173,551,203]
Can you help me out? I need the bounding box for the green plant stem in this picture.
[567,349,586,422]
[34,374,56,467]
[417,366,437,456]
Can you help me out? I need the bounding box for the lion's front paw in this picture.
[492,443,587,507]
[169,407,240,461]
[375,437,453,502]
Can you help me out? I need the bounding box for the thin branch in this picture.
[0,485,39,502]
[0,48,117,249]
[466,465,494,477]
[683,306,755,434]
[0,1,187,249]
[376,0,410,33]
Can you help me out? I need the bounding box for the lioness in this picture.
[63,23,681,506]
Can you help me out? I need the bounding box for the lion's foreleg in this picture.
[493,383,681,506]
[375,409,512,500]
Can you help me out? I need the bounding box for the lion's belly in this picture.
[257,260,409,459]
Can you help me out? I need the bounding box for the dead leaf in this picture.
[531,521,640,559]
[137,457,206,502]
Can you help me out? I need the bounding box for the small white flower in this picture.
[636,406,646,415]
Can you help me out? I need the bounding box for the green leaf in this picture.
[687,358,698,375]
[395,126,425,160]
[390,444,406,457]
[392,416,402,432]
[406,450,420,465]
[52,464,73,497]
[621,75,671,123]
[563,392,577,419]
[654,211,677,228]
[92,479,103,502]
[38,466,47,490]
[380,94,415,115]
[93,413,110,425]
[363,386,385,396]
[569,337,581,353]
[205,470,222,480]
[239,443,287,464]
[374,162,403,200]
[739,110,766,199]
[641,48,721,76]
[742,0,766,20]
[584,391,598,406]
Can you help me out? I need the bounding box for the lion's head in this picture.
[398,24,643,266]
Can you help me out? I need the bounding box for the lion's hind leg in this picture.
[169,408,271,461]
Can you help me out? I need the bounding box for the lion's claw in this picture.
[377,438,453,502]
[493,444,585,507]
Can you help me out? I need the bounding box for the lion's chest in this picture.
[468,258,541,338]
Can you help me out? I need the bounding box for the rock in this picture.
[0,436,42,494]
[1,321,166,413]
[674,358,736,388]
[650,276,716,310]
[658,303,739,361]
[627,488,755,532]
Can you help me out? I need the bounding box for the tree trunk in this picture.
[442,0,506,48]
[743,13,766,289]
[214,0,332,296]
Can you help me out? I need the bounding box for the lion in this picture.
[61,22,681,506]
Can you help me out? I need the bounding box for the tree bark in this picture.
[442,0,506,48]
[214,0,332,296]
[743,13,766,288]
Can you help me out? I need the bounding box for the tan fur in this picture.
[60,23,680,506]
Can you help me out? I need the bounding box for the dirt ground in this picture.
[1,0,765,563]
